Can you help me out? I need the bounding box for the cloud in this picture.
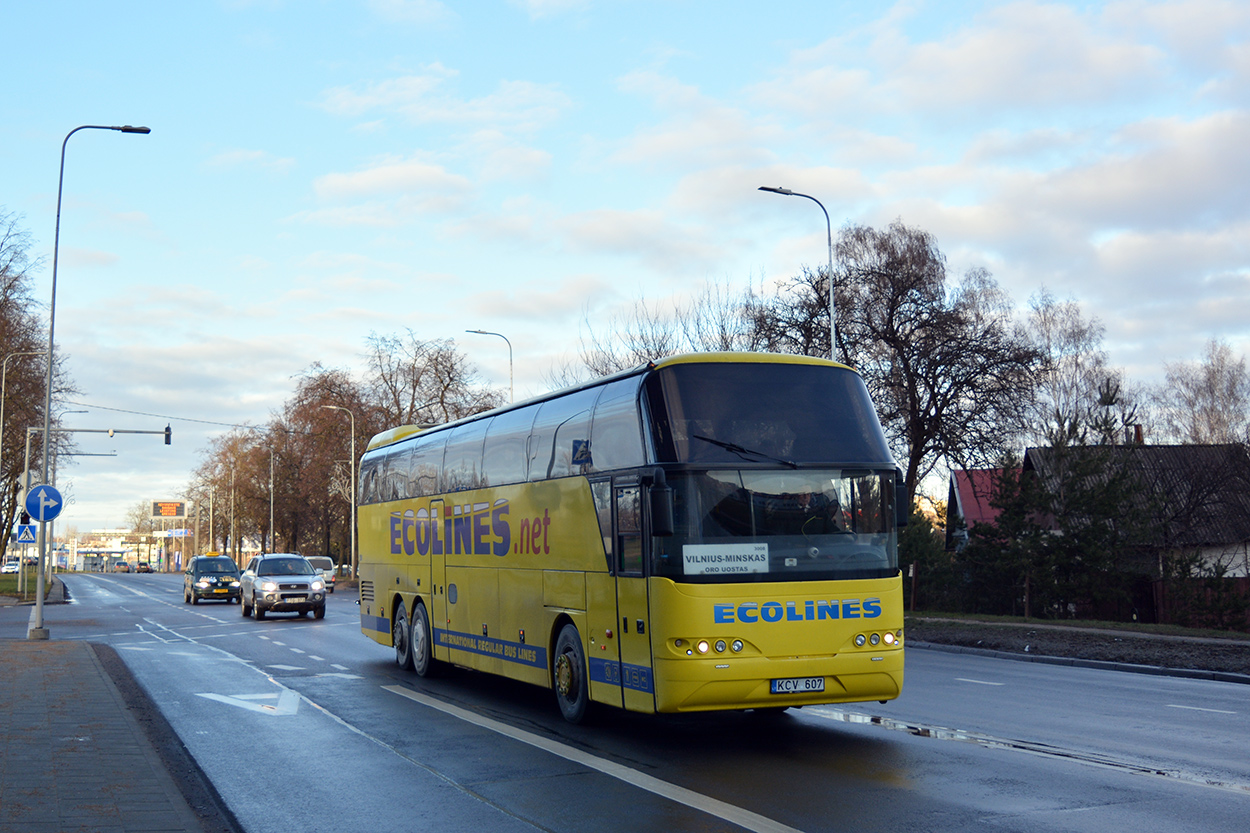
[752,1,1168,121]
[313,156,471,202]
[367,0,455,25]
[205,148,295,173]
[320,69,571,133]
[506,0,589,20]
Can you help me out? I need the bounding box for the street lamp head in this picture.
[759,186,795,195]
[118,125,151,134]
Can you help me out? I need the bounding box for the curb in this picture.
[910,640,1250,686]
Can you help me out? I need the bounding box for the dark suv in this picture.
[184,555,242,604]
[240,553,327,620]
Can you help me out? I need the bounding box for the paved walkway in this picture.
[0,638,217,832]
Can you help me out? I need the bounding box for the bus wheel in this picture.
[393,604,414,671]
[412,603,439,678]
[553,624,589,724]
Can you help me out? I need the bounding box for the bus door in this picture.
[429,498,448,662]
[614,480,655,712]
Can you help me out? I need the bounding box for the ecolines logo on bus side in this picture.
[713,598,883,624]
[389,501,555,558]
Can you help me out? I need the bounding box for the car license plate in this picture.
[213,589,227,594]
[771,676,825,694]
[285,596,306,604]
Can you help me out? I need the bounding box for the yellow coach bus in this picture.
[357,352,905,722]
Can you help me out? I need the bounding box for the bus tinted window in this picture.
[406,435,443,497]
[527,387,598,481]
[647,362,892,466]
[441,420,489,492]
[382,446,412,501]
[587,377,645,472]
[482,407,535,486]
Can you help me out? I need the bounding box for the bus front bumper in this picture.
[652,649,903,713]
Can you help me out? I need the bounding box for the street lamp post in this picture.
[32,123,149,640]
[758,186,837,363]
[465,329,514,403]
[320,405,357,579]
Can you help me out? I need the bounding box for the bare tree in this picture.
[572,281,765,379]
[830,221,1043,501]
[1153,339,1250,444]
[364,331,504,426]
[1,210,52,561]
[1024,289,1139,446]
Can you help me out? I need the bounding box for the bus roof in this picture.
[364,351,855,453]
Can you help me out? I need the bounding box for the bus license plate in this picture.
[771,676,825,694]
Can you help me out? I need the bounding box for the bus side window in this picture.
[591,480,612,569]
[616,485,643,575]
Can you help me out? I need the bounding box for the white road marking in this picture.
[309,655,326,661]
[384,685,802,833]
[1167,704,1237,715]
[196,690,301,716]
[267,665,305,671]
[290,648,306,654]
[956,678,1005,686]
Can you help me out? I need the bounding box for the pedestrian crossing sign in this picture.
[16,525,36,543]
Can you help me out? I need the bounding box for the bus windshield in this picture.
[646,361,893,467]
[654,469,899,583]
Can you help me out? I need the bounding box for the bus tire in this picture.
[394,603,415,671]
[553,624,589,724]
[412,603,439,678]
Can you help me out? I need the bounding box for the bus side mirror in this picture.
[895,471,909,528]
[649,468,675,537]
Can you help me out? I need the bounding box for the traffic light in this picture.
[20,511,30,525]
[164,424,172,445]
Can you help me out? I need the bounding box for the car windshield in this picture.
[307,558,333,570]
[258,558,315,576]
[198,559,238,574]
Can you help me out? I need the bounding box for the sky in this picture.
[4,0,1249,532]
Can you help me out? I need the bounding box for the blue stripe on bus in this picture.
[362,613,389,637]
[433,628,548,669]
[588,656,654,694]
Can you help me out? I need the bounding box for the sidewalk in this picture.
[0,638,230,832]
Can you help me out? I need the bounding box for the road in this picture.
[5,571,1248,832]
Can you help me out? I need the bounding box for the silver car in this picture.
[305,556,337,593]
[240,553,327,620]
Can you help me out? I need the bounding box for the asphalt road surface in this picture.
[7,572,1248,833]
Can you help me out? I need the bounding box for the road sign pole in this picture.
[26,484,64,640]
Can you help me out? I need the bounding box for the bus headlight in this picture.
[869,633,881,646]
[714,640,726,653]
[854,634,867,647]
[882,632,896,646]
[731,640,744,653]
[696,640,710,654]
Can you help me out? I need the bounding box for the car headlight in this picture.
[311,580,325,592]
[195,580,210,588]
[261,580,278,592]
[229,581,240,588]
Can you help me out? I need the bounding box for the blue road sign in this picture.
[16,525,37,543]
[24,485,64,523]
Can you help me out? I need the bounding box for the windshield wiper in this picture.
[693,434,798,468]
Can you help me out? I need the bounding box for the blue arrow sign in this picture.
[24,485,64,523]
[16,525,37,543]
